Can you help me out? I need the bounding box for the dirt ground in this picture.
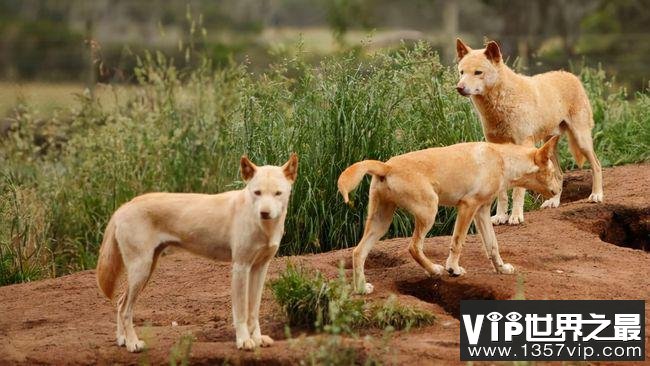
[0,163,648,365]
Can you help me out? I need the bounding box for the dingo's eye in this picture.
[474,70,483,75]
[254,190,261,196]
[275,191,282,196]
[460,70,464,75]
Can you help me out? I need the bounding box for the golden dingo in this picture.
[338,139,561,294]
[96,154,298,352]
[456,39,603,225]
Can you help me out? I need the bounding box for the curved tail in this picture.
[96,217,123,299]
[337,160,389,203]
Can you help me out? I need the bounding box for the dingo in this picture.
[338,139,561,294]
[96,154,298,352]
[456,38,603,225]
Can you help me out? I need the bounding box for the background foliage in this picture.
[1,40,648,285]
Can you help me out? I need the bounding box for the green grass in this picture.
[269,262,366,334]
[0,40,648,284]
[269,261,435,334]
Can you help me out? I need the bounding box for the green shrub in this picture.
[269,262,330,327]
[269,262,366,333]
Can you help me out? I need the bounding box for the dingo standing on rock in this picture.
[455,38,603,225]
[96,154,298,352]
[338,139,561,294]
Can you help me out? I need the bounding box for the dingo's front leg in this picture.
[541,193,561,208]
[248,254,275,348]
[474,205,515,274]
[508,137,534,223]
[542,144,563,208]
[491,189,509,225]
[232,262,255,350]
[508,188,525,225]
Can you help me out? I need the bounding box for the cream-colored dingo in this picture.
[337,139,561,294]
[456,38,603,226]
[96,154,298,352]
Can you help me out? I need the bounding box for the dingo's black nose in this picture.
[260,212,271,220]
[456,86,468,96]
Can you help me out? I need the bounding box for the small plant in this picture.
[322,264,367,335]
[369,295,435,331]
[269,262,329,327]
[269,261,366,333]
[303,335,360,366]
[168,333,195,366]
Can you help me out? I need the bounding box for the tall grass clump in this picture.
[0,38,648,284]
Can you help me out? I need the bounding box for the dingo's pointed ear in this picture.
[456,38,471,60]
[282,153,298,183]
[535,136,560,166]
[240,155,257,181]
[484,41,501,63]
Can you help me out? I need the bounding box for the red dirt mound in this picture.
[0,164,648,365]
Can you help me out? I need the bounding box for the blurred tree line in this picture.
[0,0,647,90]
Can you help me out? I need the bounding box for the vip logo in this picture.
[460,300,645,361]
[463,311,524,345]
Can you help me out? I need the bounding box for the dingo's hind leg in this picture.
[117,234,158,353]
[353,193,395,294]
[121,255,154,353]
[115,292,127,346]
[407,194,445,278]
[566,116,603,202]
[541,135,564,209]
[445,201,479,276]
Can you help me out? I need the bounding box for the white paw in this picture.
[362,282,374,294]
[255,335,274,347]
[116,335,126,347]
[541,197,560,208]
[491,213,509,225]
[431,264,446,277]
[446,265,466,277]
[126,340,146,353]
[237,338,256,351]
[508,213,524,225]
[498,263,515,274]
[588,192,603,203]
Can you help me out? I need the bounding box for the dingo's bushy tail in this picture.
[337,160,389,203]
[96,217,123,299]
